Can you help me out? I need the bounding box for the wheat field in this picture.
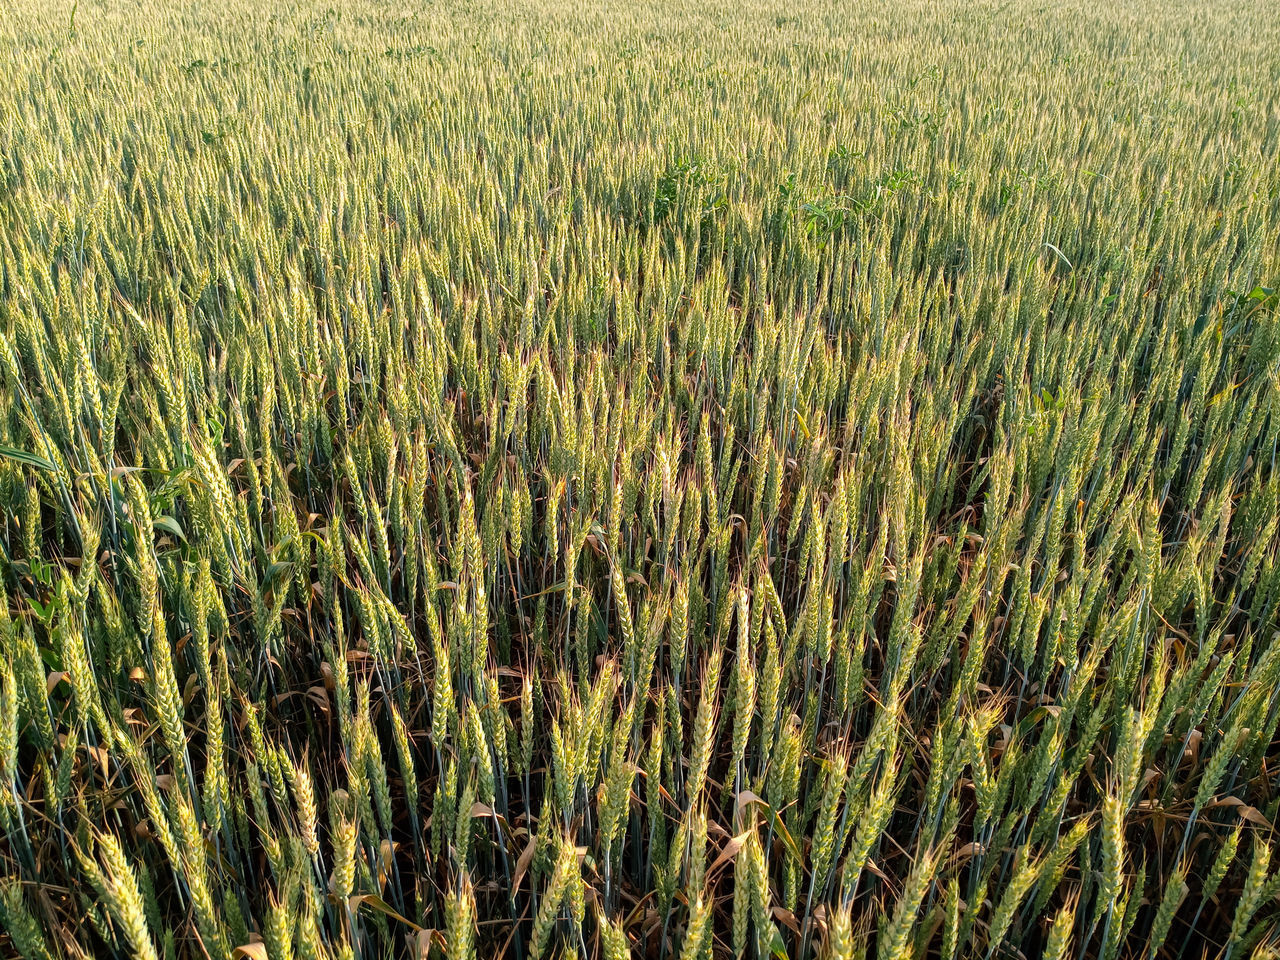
[1,0,1279,958]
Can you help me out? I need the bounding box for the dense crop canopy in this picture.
[1,0,1278,958]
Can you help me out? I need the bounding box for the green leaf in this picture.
[28,596,54,622]
[1015,705,1060,741]
[263,560,295,595]
[0,445,56,473]
[768,925,789,959]
[736,791,802,863]
[154,515,188,543]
